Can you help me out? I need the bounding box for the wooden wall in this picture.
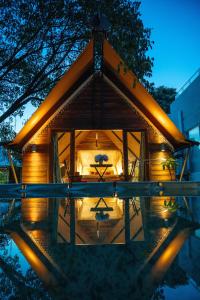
[76,130,118,150]
[22,130,50,222]
[50,78,148,130]
[21,76,175,222]
[149,150,175,181]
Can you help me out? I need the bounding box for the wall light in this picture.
[160,143,169,152]
[160,144,166,152]
[31,144,37,153]
[149,143,172,153]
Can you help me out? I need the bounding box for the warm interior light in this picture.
[150,228,191,283]
[95,132,98,148]
[160,157,167,161]
[76,150,122,175]
[10,232,57,285]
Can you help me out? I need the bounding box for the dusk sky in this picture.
[16,0,200,132]
[140,0,200,90]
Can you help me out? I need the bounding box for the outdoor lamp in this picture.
[160,143,167,152]
[31,144,37,153]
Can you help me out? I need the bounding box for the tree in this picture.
[0,0,154,129]
[0,122,16,142]
[0,232,51,299]
[151,86,176,114]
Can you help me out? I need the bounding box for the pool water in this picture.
[0,196,200,300]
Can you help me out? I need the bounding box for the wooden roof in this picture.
[11,40,94,147]
[103,40,188,148]
[11,38,188,149]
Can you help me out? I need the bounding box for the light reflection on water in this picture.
[0,196,200,299]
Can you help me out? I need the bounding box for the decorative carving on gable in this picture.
[26,78,172,149]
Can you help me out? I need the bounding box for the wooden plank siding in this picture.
[22,150,49,222]
[22,152,49,183]
[149,151,175,181]
[49,78,148,130]
[76,130,118,151]
[20,74,175,224]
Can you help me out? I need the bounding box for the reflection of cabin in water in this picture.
[9,34,189,228]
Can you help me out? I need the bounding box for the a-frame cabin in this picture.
[10,33,188,224]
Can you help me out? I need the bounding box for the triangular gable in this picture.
[11,40,94,146]
[11,37,188,149]
[103,40,188,148]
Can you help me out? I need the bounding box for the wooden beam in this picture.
[70,199,75,245]
[129,132,141,144]
[69,130,75,244]
[123,130,129,180]
[111,130,138,159]
[52,133,61,183]
[144,131,149,180]
[70,130,75,178]
[124,199,130,244]
[179,147,190,182]
[139,131,146,181]
[7,150,18,183]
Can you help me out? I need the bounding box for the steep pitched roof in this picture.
[11,40,94,146]
[103,40,188,148]
[11,38,188,149]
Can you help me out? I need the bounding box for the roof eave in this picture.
[103,40,188,148]
[11,40,94,147]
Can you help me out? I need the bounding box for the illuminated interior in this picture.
[57,197,126,245]
[76,150,122,175]
[76,197,124,220]
[57,130,141,182]
[56,197,144,245]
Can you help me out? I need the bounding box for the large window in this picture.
[188,126,200,149]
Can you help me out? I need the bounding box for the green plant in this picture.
[161,157,178,180]
[164,198,179,212]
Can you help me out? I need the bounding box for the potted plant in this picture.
[164,198,179,212]
[161,157,178,180]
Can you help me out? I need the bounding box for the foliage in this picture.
[151,86,176,113]
[0,169,9,184]
[161,157,178,171]
[161,157,178,180]
[0,233,51,299]
[151,286,165,300]
[164,198,179,212]
[0,122,16,142]
[0,0,154,129]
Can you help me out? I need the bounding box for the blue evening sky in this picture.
[15,0,200,132]
[140,0,200,90]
